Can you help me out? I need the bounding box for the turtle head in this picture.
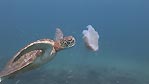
[60,36,75,48]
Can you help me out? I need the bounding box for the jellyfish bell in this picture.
[82,25,99,51]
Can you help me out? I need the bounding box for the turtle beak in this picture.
[71,37,76,47]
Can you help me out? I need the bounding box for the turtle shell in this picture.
[0,39,55,78]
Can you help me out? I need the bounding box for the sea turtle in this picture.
[0,28,75,82]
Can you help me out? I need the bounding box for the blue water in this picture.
[0,0,149,84]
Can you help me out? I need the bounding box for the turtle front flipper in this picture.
[0,50,43,82]
[55,28,64,41]
[7,39,54,65]
[0,39,54,81]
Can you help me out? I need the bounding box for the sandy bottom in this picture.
[2,65,149,84]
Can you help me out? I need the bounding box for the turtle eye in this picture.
[71,40,74,43]
[69,39,74,45]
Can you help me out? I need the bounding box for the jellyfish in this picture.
[82,25,99,51]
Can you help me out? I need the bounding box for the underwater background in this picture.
[0,0,149,84]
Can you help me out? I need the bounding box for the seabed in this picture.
[1,65,149,84]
